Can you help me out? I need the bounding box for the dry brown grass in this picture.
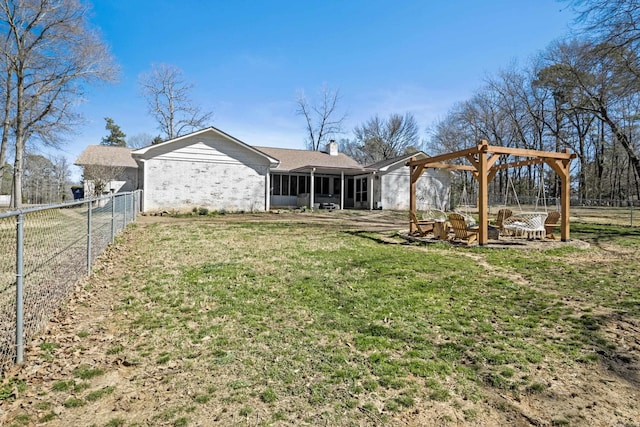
[0,210,638,427]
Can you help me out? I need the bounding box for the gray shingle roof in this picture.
[75,145,138,168]
[75,141,368,173]
[254,146,364,172]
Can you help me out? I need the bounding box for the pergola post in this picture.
[560,166,571,241]
[477,141,489,246]
[545,150,572,241]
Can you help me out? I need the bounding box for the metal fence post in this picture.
[123,193,127,230]
[111,192,116,244]
[15,212,24,364]
[133,191,138,222]
[87,199,92,276]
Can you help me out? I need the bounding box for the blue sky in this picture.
[47,0,577,181]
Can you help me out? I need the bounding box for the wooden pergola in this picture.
[408,140,576,245]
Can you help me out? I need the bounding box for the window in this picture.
[299,176,308,194]
[347,178,354,198]
[272,174,281,195]
[314,176,331,194]
[272,174,305,196]
[273,174,337,196]
[356,177,367,202]
[333,177,341,195]
[361,178,368,202]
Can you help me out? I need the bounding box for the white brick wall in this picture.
[140,134,271,212]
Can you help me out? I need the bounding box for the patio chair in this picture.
[495,208,513,235]
[544,211,561,240]
[502,212,546,239]
[410,211,435,237]
[447,213,478,245]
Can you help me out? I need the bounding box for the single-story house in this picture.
[74,145,138,196]
[76,127,450,212]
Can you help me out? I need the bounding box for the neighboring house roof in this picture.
[75,145,138,168]
[366,152,428,172]
[254,146,366,174]
[131,127,279,166]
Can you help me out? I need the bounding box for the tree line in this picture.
[426,0,640,204]
[0,0,214,207]
[3,0,638,207]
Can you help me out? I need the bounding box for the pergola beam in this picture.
[408,145,489,167]
[419,163,476,171]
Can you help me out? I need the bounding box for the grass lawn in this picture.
[1,212,639,426]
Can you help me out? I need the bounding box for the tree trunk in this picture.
[11,136,23,208]
[11,68,24,209]
[599,106,640,188]
[0,68,12,194]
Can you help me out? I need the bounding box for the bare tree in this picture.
[0,158,11,194]
[569,0,640,49]
[296,85,346,151]
[139,63,213,140]
[0,62,11,195]
[0,0,117,208]
[81,163,126,197]
[51,155,72,201]
[349,113,420,164]
[127,132,157,149]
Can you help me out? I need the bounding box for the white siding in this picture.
[379,166,450,210]
[141,134,271,212]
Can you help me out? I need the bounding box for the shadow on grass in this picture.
[343,230,413,246]
[571,223,640,250]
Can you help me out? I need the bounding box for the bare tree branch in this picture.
[0,0,117,207]
[296,84,346,150]
[349,113,420,164]
[81,163,127,197]
[139,63,213,140]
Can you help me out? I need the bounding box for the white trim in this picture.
[369,173,374,210]
[310,168,315,209]
[139,159,147,212]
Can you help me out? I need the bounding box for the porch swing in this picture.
[413,177,449,229]
[501,165,553,239]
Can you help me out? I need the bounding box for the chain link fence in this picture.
[0,191,141,374]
